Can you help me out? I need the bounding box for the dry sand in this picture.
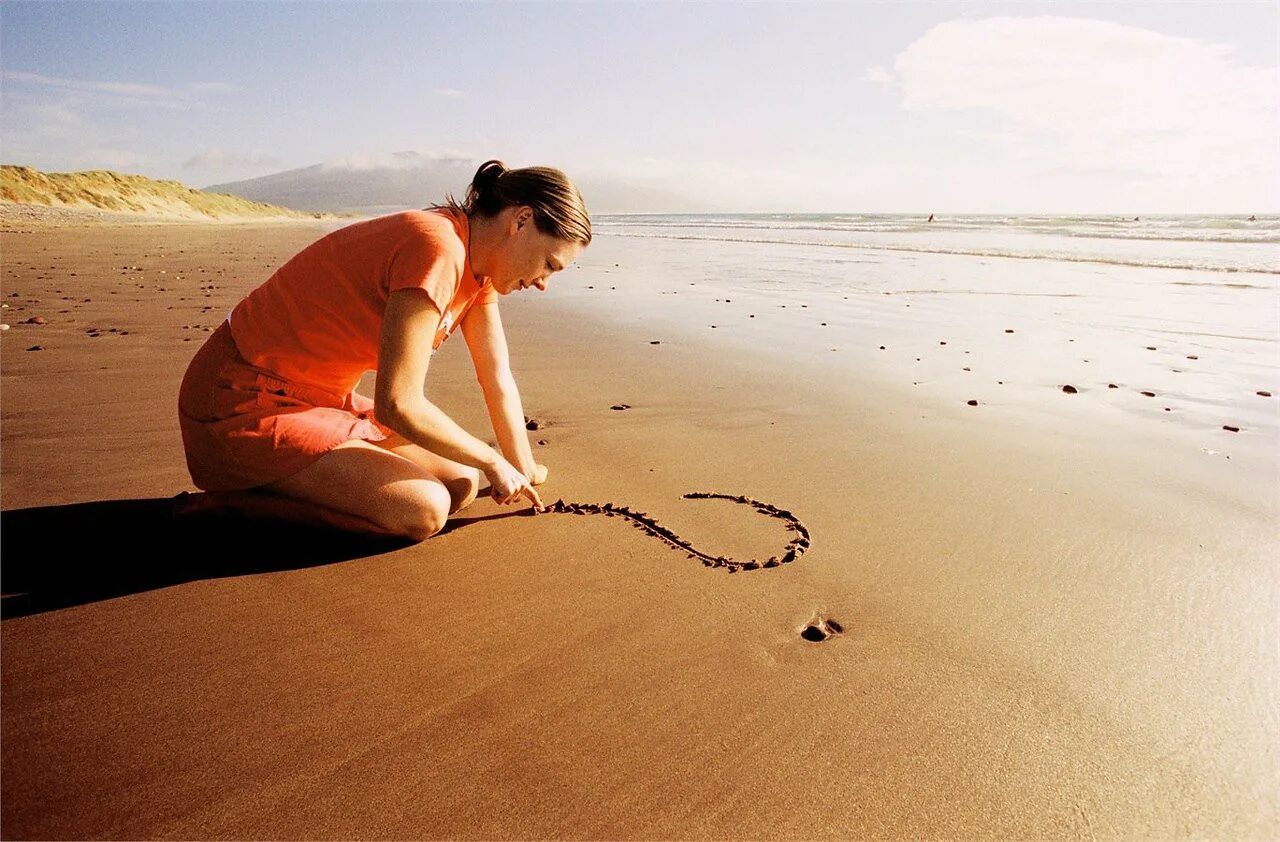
[2,216,1276,838]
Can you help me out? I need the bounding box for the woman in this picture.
[175,159,591,540]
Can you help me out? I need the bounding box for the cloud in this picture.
[2,92,125,162]
[183,149,282,171]
[5,71,171,99]
[877,16,1278,183]
[318,149,474,171]
[592,155,812,208]
[1,87,168,176]
[23,100,86,132]
[2,72,243,176]
[77,147,150,171]
[860,65,894,88]
[430,88,466,98]
[185,82,240,94]
[3,71,238,110]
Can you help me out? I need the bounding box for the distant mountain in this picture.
[1,165,335,220]
[204,152,716,215]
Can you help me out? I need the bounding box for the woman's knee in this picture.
[385,480,453,541]
[371,434,481,514]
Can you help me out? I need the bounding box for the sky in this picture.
[2,0,1276,213]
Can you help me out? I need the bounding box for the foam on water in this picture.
[596,213,1280,274]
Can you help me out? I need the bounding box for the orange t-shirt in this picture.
[228,207,497,398]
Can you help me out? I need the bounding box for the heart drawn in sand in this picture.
[535,492,810,574]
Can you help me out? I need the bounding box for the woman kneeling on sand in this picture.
[175,160,591,540]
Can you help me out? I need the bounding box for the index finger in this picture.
[521,484,545,511]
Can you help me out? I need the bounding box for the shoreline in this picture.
[2,219,1276,837]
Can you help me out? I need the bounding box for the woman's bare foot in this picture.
[170,490,234,519]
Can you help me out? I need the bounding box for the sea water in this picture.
[594,213,1279,275]
[552,214,1279,478]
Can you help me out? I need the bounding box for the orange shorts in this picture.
[177,320,396,492]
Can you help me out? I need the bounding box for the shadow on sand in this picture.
[0,498,425,619]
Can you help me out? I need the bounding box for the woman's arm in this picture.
[376,289,541,507]
[459,299,543,482]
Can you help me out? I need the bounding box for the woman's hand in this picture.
[530,463,549,486]
[485,456,545,510]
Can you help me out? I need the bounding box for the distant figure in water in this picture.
[174,159,591,540]
[927,213,934,223]
[1133,216,1140,222]
[1248,215,1258,221]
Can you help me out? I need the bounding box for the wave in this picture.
[600,231,1280,275]
[595,217,1280,244]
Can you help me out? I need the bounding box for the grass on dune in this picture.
[0,165,328,220]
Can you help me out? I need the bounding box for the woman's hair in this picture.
[427,159,592,246]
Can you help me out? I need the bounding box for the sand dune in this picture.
[1,165,342,222]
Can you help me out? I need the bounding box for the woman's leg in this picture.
[174,439,454,541]
[367,430,483,514]
[173,487,405,536]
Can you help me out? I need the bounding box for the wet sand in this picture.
[2,214,1277,838]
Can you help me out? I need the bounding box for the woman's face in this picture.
[489,205,585,295]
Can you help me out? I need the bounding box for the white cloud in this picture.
[183,149,282,170]
[24,100,86,132]
[880,16,1278,184]
[6,71,172,99]
[431,88,466,98]
[0,92,144,171]
[860,65,894,87]
[590,155,815,208]
[78,148,150,171]
[185,82,240,94]
[319,149,474,171]
[2,74,239,179]
[3,71,239,110]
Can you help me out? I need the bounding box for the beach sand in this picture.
[2,215,1276,838]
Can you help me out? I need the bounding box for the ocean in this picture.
[594,213,1279,275]
[559,213,1279,467]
